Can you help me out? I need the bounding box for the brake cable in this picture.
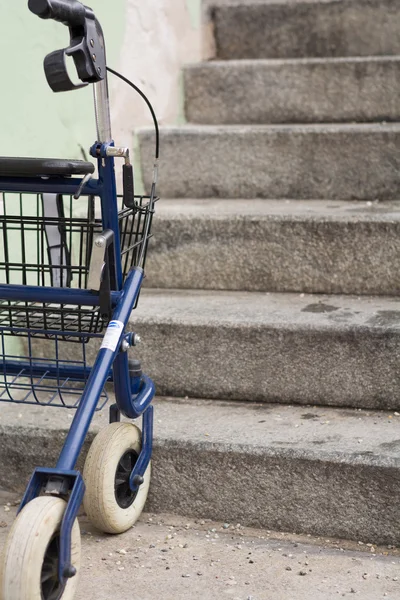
[106,67,160,162]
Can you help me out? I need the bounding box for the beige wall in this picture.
[110,0,204,149]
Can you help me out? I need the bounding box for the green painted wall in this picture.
[185,0,202,29]
[0,3,126,159]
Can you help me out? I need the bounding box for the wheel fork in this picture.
[17,404,154,584]
[18,468,85,584]
[110,402,154,492]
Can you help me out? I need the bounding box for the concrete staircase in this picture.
[133,0,400,544]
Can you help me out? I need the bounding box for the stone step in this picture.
[184,57,400,125]
[138,123,400,200]
[132,289,400,411]
[212,0,400,60]
[0,399,399,544]
[146,199,400,296]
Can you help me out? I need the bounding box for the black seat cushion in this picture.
[0,157,95,178]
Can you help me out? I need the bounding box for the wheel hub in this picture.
[41,534,66,600]
[114,449,139,509]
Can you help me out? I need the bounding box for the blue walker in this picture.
[0,2,159,598]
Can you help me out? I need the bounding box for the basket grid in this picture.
[119,195,155,281]
[0,300,102,338]
[0,191,155,408]
[0,192,155,338]
[0,328,108,409]
[0,193,98,289]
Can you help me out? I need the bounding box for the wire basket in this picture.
[0,192,155,340]
[119,194,156,281]
[0,327,108,409]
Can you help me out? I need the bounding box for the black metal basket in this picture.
[119,194,156,281]
[0,192,155,340]
[0,327,108,409]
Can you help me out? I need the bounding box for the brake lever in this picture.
[43,8,106,92]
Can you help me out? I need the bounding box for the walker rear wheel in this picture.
[83,422,151,534]
[0,496,81,600]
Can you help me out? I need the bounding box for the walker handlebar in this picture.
[28,0,106,92]
[28,0,86,27]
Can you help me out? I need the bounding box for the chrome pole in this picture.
[93,77,112,143]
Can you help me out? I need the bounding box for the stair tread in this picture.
[1,397,399,542]
[185,56,400,124]
[141,122,400,133]
[212,0,400,59]
[147,199,400,296]
[138,124,400,200]
[135,288,400,330]
[0,397,398,466]
[155,198,400,220]
[189,56,400,67]
[156,398,400,467]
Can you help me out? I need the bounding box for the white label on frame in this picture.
[101,320,124,352]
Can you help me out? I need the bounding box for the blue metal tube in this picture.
[114,359,155,419]
[56,352,112,470]
[129,405,153,491]
[56,268,143,470]
[58,474,85,583]
[132,375,155,415]
[111,267,144,324]
[0,176,102,195]
[0,283,121,306]
[97,151,123,288]
[113,352,133,417]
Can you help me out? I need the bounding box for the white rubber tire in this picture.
[83,422,151,534]
[0,496,81,600]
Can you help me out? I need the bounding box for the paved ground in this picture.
[0,492,399,600]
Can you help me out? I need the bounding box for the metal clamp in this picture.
[105,146,130,165]
[105,147,135,209]
[87,229,116,322]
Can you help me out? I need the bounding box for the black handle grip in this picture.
[28,0,105,91]
[123,164,135,209]
[28,0,86,27]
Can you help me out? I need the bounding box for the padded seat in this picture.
[0,157,95,178]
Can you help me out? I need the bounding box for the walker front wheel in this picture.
[0,496,81,600]
[83,422,151,534]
